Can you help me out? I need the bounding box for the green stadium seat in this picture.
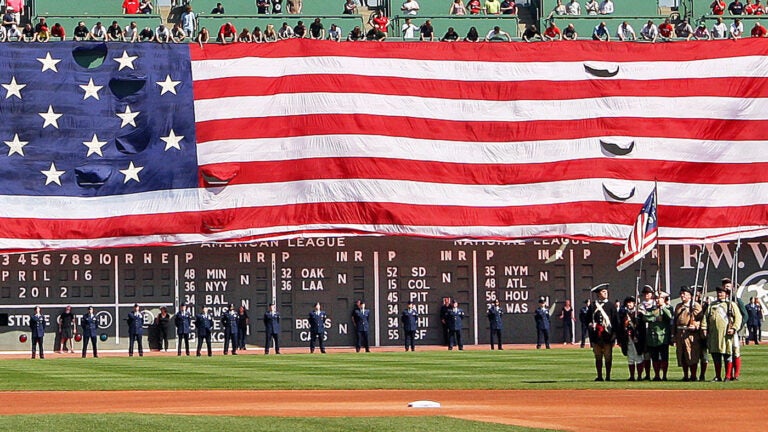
[549,16,666,39]
[393,15,518,38]
[34,0,160,16]
[196,15,365,40]
[189,0,352,16]
[32,15,164,35]
[540,0,660,19]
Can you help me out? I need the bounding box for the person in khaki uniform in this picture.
[673,286,703,381]
[701,284,742,381]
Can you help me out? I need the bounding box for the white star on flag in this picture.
[161,129,184,151]
[39,105,62,129]
[41,162,65,186]
[156,75,181,95]
[114,50,138,71]
[120,161,144,183]
[4,133,29,156]
[117,106,140,128]
[37,52,62,72]
[2,77,26,99]
[83,134,108,157]
[79,78,103,100]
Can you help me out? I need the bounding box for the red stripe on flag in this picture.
[189,38,768,63]
[199,158,768,186]
[196,115,768,144]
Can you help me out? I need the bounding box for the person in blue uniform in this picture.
[579,299,591,348]
[401,301,418,351]
[221,303,238,355]
[30,306,46,359]
[127,303,144,357]
[174,302,192,356]
[352,301,371,352]
[81,306,98,358]
[309,301,328,353]
[263,303,281,355]
[534,297,551,349]
[447,301,465,350]
[745,297,763,345]
[487,299,504,350]
[195,306,213,357]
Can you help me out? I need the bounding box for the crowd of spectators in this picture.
[4,0,768,44]
[711,0,768,15]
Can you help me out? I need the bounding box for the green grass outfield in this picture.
[1,345,766,391]
[0,414,553,432]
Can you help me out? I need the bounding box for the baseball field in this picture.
[0,344,764,431]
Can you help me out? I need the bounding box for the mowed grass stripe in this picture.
[0,414,555,432]
[0,347,765,391]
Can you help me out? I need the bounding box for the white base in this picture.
[408,400,441,408]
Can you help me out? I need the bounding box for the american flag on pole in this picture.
[1,40,768,250]
[616,188,658,271]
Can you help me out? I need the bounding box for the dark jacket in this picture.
[352,308,370,332]
[534,307,551,331]
[446,308,465,331]
[174,311,192,335]
[195,313,213,337]
[309,310,328,334]
[127,311,144,336]
[487,305,503,330]
[401,308,418,332]
[81,313,98,338]
[221,310,239,335]
[263,311,281,335]
[30,314,46,338]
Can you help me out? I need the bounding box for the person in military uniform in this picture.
[30,306,47,359]
[352,301,371,352]
[81,306,99,358]
[487,299,503,350]
[618,297,644,381]
[702,284,743,381]
[195,306,213,357]
[221,303,239,355]
[309,301,328,353]
[263,303,281,355]
[697,293,711,381]
[447,301,465,350]
[174,302,193,356]
[745,297,763,345]
[642,290,673,381]
[534,297,551,349]
[673,286,703,381]
[401,301,418,351]
[722,278,747,380]
[127,303,145,357]
[588,285,619,381]
[636,285,655,380]
[579,299,591,348]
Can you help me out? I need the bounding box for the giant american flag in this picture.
[1,39,767,250]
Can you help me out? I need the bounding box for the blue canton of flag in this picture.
[0,42,198,197]
[616,187,658,271]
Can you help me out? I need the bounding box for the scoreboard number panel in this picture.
[0,238,766,350]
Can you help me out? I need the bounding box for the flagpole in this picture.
[652,182,662,294]
[635,257,644,302]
